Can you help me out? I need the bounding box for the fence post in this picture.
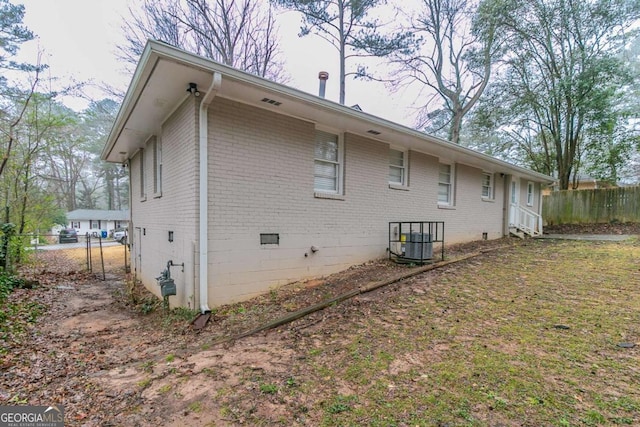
[98,235,106,280]
[86,233,92,272]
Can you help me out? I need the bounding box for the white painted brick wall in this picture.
[206,98,511,305]
[129,97,200,309]
[129,95,541,308]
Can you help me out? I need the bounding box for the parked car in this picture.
[58,228,78,244]
[113,228,128,244]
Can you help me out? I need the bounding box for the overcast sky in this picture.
[16,0,418,126]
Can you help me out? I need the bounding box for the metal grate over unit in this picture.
[388,221,445,265]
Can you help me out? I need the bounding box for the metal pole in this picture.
[86,233,92,272]
[99,235,105,280]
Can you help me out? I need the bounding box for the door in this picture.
[509,178,520,226]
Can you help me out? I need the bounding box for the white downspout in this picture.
[198,72,222,313]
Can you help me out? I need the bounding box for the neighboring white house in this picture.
[66,209,129,237]
[102,40,553,312]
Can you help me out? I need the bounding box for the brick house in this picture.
[102,41,553,312]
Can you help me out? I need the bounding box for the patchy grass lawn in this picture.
[27,243,129,274]
[2,238,639,426]
[213,239,640,426]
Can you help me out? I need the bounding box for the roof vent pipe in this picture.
[318,71,329,98]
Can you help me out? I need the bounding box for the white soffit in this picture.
[104,41,553,183]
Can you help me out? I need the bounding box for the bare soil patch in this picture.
[2,236,639,426]
[544,221,640,235]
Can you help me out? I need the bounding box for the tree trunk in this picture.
[449,109,463,144]
[105,167,115,210]
[338,0,346,105]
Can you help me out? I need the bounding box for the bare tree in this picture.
[390,0,498,144]
[120,0,286,82]
[274,0,412,105]
[119,0,191,65]
[0,0,39,178]
[1,69,39,178]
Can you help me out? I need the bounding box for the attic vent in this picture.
[367,129,381,135]
[261,97,282,106]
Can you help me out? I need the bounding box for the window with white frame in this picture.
[389,148,407,185]
[482,172,493,199]
[152,136,162,197]
[527,181,534,206]
[139,148,146,200]
[71,222,80,229]
[438,163,454,205]
[90,220,100,229]
[314,130,341,193]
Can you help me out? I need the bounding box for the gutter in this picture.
[198,72,222,314]
[144,41,553,184]
[104,40,553,184]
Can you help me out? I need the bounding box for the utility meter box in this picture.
[158,278,176,297]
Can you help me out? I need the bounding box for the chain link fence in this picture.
[6,232,129,278]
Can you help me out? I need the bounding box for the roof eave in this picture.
[102,42,159,161]
[104,40,555,184]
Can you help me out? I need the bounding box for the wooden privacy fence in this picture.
[543,186,640,225]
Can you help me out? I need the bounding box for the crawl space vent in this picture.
[260,233,279,245]
[261,97,282,106]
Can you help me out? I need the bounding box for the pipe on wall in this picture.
[198,72,222,314]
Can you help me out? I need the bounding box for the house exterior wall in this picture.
[206,98,508,305]
[128,97,200,308]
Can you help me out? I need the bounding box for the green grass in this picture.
[8,238,638,426]
[259,383,278,394]
[293,240,640,426]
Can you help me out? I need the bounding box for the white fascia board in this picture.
[106,40,555,184]
[153,41,553,183]
[101,43,160,161]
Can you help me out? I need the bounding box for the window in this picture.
[71,222,80,229]
[482,172,493,199]
[389,148,407,185]
[152,136,162,197]
[438,163,454,205]
[139,148,146,200]
[91,220,100,229]
[314,130,341,193]
[527,181,534,206]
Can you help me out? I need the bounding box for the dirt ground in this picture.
[543,221,640,235]
[1,225,638,426]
